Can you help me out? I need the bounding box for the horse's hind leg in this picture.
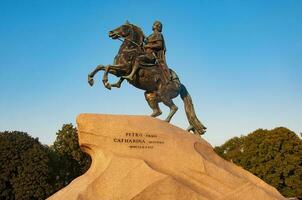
[145,91,162,117]
[162,98,178,122]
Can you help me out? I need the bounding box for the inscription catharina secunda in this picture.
[113,132,165,149]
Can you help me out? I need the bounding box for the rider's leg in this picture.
[123,57,140,80]
[123,54,155,80]
[144,91,162,117]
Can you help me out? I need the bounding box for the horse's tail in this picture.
[180,84,206,136]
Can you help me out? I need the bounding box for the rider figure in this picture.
[123,21,170,81]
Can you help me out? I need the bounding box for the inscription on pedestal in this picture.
[113,132,165,149]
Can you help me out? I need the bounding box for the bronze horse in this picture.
[88,22,206,136]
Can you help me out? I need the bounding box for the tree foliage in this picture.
[0,125,91,199]
[0,131,54,200]
[51,124,91,189]
[215,127,302,198]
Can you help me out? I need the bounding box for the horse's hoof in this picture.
[150,110,162,118]
[194,132,201,137]
[88,76,94,86]
[164,118,171,123]
[111,84,121,88]
[105,83,112,90]
[198,128,206,136]
[186,125,194,132]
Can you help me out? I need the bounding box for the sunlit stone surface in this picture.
[48,114,286,200]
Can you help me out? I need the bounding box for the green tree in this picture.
[214,136,244,163]
[51,124,91,189]
[215,127,302,198]
[0,131,54,200]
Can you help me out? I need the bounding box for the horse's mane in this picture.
[129,23,145,45]
[131,24,144,37]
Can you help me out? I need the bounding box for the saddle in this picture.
[139,59,172,84]
[136,49,172,83]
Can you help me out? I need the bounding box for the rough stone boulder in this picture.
[48,114,286,200]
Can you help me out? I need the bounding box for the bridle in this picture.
[115,24,143,48]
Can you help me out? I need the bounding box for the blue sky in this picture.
[0,0,301,146]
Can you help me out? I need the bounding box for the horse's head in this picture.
[109,21,144,47]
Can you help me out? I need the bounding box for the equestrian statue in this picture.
[88,21,207,136]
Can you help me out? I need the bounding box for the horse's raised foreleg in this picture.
[102,64,127,90]
[111,77,125,88]
[88,65,105,86]
[102,65,112,90]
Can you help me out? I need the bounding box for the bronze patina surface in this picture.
[88,21,206,136]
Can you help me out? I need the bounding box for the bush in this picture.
[215,127,302,197]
